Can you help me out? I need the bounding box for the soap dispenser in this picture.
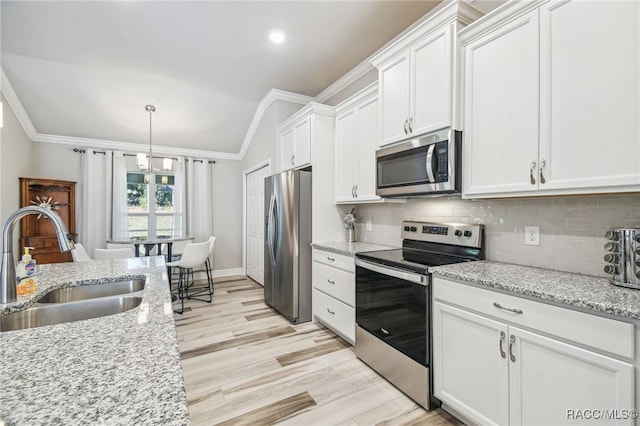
[16,247,38,295]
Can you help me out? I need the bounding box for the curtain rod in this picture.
[73,148,216,163]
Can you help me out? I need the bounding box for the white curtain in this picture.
[186,159,214,243]
[172,156,186,237]
[111,151,129,239]
[79,150,112,256]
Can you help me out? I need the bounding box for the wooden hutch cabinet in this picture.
[19,177,77,264]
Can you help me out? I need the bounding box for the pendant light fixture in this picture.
[137,104,156,171]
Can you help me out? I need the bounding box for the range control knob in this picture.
[463,230,472,237]
[410,226,417,232]
[604,242,620,252]
[604,253,619,263]
[404,226,411,232]
[635,234,640,243]
[454,230,462,236]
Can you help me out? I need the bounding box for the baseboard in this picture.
[212,267,244,278]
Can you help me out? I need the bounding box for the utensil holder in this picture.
[347,229,356,243]
[604,227,640,289]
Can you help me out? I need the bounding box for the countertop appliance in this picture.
[355,220,484,410]
[264,170,312,324]
[375,128,461,197]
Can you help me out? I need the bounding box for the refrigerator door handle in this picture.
[267,194,276,265]
[272,197,279,261]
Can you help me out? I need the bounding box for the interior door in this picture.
[246,164,269,285]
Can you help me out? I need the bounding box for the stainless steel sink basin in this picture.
[38,279,146,303]
[0,295,143,332]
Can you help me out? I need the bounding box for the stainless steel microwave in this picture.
[376,128,461,197]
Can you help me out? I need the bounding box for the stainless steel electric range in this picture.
[355,220,484,410]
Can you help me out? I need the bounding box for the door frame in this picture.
[242,159,271,280]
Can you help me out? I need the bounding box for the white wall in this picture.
[211,159,243,272]
[338,194,640,277]
[0,93,33,223]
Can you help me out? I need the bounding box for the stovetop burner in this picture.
[355,220,484,274]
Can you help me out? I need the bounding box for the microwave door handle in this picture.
[425,144,436,182]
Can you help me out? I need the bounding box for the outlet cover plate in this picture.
[525,226,540,246]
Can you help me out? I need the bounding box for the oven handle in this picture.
[355,259,427,286]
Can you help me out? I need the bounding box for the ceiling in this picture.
[1,1,442,158]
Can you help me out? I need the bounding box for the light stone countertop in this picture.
[311,241,398,257]
[0,256,189,425]
[430,260,640,321]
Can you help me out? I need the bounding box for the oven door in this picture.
[355,259,429,366]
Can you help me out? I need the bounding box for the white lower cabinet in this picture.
[311,248,355,344]
[433,277,635,426]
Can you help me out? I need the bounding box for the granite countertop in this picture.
[430,260,640,321]
[0,257,189,425]
[311,241,397,257]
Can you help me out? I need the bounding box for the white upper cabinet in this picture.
[461,0,640,198]
[335,83,381,203]
[277,102,335,173]
[371,2,484,147]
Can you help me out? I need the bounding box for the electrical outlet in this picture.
[366,220,372,231]
[525,226,540,246]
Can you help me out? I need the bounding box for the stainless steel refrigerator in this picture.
[264,170,312,324]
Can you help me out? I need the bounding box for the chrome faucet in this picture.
[1,205,75,304]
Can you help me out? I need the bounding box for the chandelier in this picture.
[137,104,172,172]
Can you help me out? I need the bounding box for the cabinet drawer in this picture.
[433,277,634,359]
[313,289,355,344]
[312,249,354,273]
[312,262,354,306]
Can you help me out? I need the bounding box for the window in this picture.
[127,172,180,238]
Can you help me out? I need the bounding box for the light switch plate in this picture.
[525,226,540,246]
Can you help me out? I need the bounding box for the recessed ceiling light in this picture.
[269,30,286,44]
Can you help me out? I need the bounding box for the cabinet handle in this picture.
[354,184,358,198]
[327,257,335,262]
[403,119,408,134]
[529,161,537,185]
[499,331,506,359]
[326,279,335,284]
[509,334,516,363]
[290,155,295,165]
[493,302,523,314]
[326,308,335,315]
[351,185,356,198]
[408,117,413,133]
[539,159,546,184]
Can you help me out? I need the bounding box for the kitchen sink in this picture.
[37,279,146,303]
[0,295,143,332]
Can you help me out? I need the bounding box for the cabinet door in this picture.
[509,326,634,426]
[378,54,411,146]
[463,10,540,197]
[355,96,380,200]
[280,128,295,171]
[539,0,640,192]
[335,110,359,202]
[433,302,509,426]
[293,117,311,167]
[411,25,452,136]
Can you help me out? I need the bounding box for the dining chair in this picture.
[71,243,93,262]
[166,240,213,314]
[94,247,135,260]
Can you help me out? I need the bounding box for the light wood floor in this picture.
[175,276,462,426]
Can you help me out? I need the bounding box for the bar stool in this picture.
[166,241,213,314]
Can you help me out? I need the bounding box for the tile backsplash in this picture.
[339,194,640,277]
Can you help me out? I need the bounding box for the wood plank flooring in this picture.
[175,276,462,426]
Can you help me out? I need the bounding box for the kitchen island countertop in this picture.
[430,260,640,321]
[311,241,397,257]
[0,256,189,425]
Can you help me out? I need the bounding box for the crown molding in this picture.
[314,60,374,104]
[237,88,312,159]
[1,68,38,139]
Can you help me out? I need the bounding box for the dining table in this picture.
[106,235,194,261]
